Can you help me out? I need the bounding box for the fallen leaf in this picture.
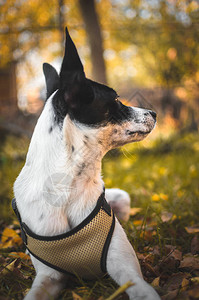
[161,212,173,222]
[8,252,31,260]
[72,292,83,300]
[160,256,179,273]
[185,226,199,234]
[164,272,186,291]
[133,220,143,226]
[140,230,154,242]
[159,193,169,201]
[151,194,160,201]
[161,290,178,300]
[170,249,182,261]
[190,277,199,284]
[180,254,199,270]
[164,245,182,261]
[137,253,146,260]
[191,236,199,255]
[130,207,142,216]
[0,258,20,275]
[0,227,22,248]
[181,278,189,291]
[151,277,160,287]
[141,261,158,277]
[188,286,199,298]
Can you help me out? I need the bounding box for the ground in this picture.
[0,131,199,299]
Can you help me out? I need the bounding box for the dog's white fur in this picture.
[14,91,160,299]
[105,188,130,222]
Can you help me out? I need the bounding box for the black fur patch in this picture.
[50,27,133,128]
[52,80,132,127]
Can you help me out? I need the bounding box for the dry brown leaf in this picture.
[142,261,158,277]
[140,230,154,242]
[188,286,199,298]
[165,272,186,291]
[151,277,160,287]
[185,226,199,234]
[181,278,189,291]
[161,290,178,300]
[180,255,199,269]
[191,236,199,255]
[72,291,83,300]
[161,212,173,223]
[170,249,182,261]
[0,258,20,275]
[130,207,142,216]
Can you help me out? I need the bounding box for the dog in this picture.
[13,27,160,300]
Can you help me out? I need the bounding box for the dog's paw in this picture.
[105,188,130,222]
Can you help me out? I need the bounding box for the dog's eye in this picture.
[115,95,120,103]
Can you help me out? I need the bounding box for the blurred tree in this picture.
[104,0,199,128]
[0,0,199,129]
[0,0,62,67]
[0,0,107,82]
[78,0,107,84]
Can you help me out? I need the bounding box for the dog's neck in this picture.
[14,96,104,236]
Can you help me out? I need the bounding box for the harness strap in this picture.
[12,198,27,244]
[12,191,115,280]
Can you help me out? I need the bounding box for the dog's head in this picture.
[43,27,156,155]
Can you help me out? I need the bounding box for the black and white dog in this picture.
[14,28,160,299]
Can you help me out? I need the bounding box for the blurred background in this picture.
[0,0,199,222]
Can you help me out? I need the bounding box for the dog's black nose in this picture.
[149,110,157,120]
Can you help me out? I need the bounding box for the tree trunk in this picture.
[58,0,65,48]
[78,0,107,84]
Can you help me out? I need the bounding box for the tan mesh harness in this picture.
[12,192,115,280]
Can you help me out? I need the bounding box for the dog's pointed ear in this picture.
[43,63,59,99]
[60,27,84,79]
[59,27,93,109]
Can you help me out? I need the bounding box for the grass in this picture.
[0,130,199,299]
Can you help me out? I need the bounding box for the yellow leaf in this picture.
[0,259,17,275]
[190,277,199,284]
[8,252,31,260]
[130,207,142,216]
[181,278,189,291]
[189,165,197,178]
[158,167,168,176]
[160,193,168,201]
[177,190,184,198]
[72,292,83,300]
[151,194,160,202]
[151,277,160,287]
[1,227,22,248]
[133,220,143,226]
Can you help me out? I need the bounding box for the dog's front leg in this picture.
[24,257,67,300]
[105,188,130,221]
[107,219,160,300]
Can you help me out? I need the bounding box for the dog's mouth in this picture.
[126,130,151,136]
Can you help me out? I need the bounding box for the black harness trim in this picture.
[12,190,115,279]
